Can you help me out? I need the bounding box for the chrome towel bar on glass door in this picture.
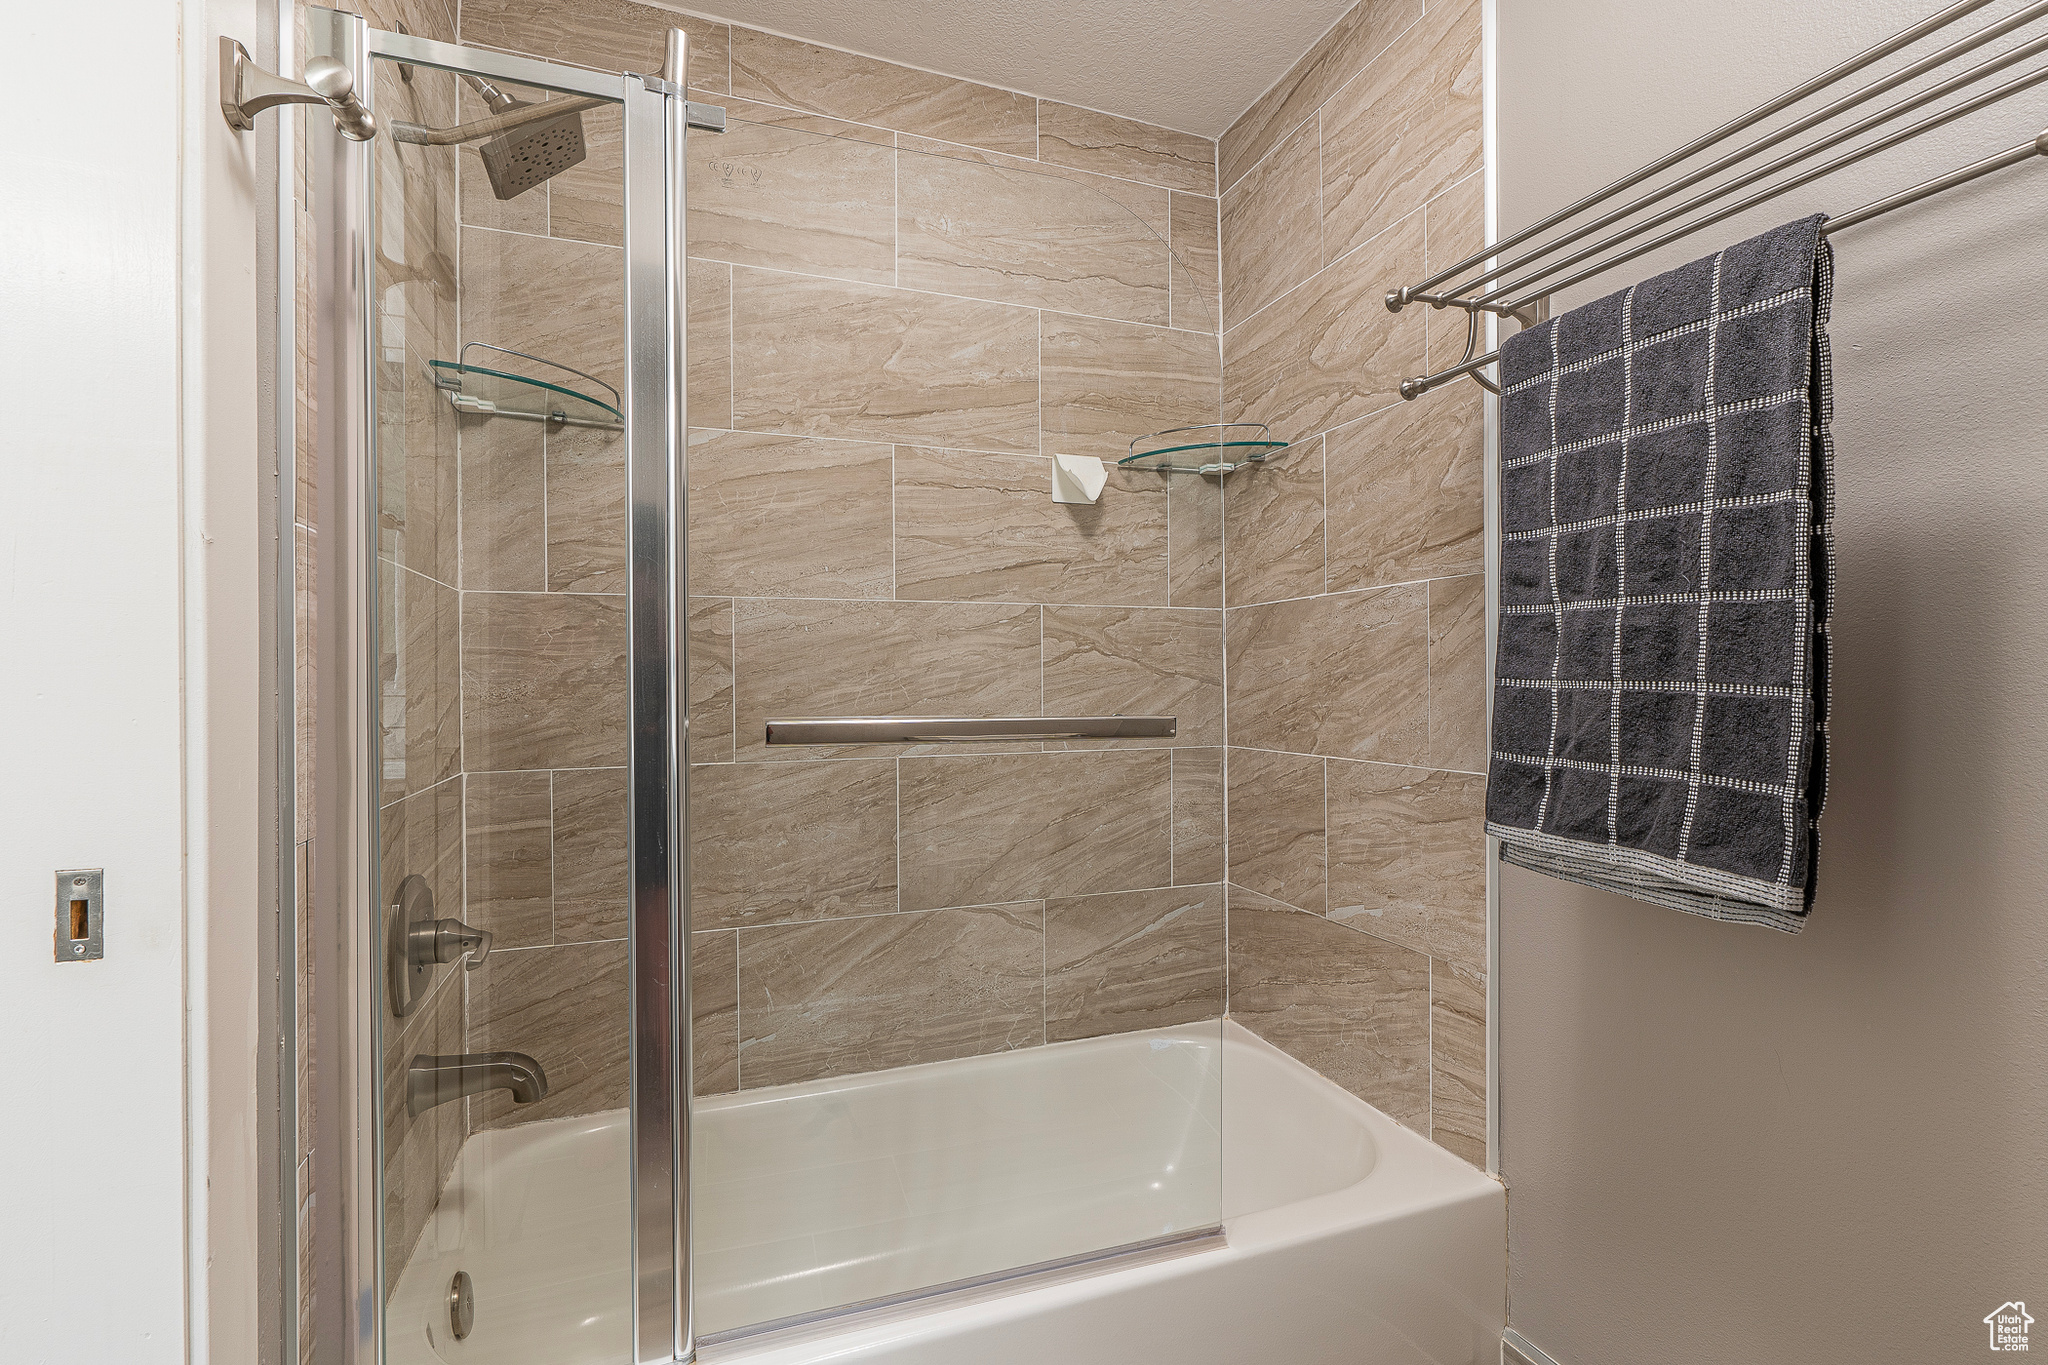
[764,716,1177,745]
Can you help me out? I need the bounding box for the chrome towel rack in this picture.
[764,716,1177,745]
[1389,0,2048,398]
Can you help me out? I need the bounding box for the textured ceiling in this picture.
[677,0,1353,137]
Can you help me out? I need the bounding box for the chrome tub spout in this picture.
[407,1051,549,1118]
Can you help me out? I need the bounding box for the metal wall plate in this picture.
[388,873,436,1017]
[54,869,104,962]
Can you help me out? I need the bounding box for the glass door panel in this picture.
[364,37,638,1365]
[684,111,1227,1342]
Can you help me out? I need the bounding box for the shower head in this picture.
[459,74,586,201]
[475,108,587,200]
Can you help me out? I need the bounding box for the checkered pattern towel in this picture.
[1486,215,1834,933]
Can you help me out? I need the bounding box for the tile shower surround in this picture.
[314,0,1492,1313]
[1217,0,1489,1163]
[422,0,1236,1147]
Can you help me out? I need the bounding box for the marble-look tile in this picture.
[1325,388,1483,592]
[457,417,545,592]
[459,0,730,91]
[1036,101,1217,194]
[898,751,1172,910]
[732,598,1040,760]
[1429,574,1487,772]
[1431,960,1486,1165]
[1423,173,1487,373]
[549,100,624,248]
[380,563,462,802]
[737,905,1045,1087]
[718,93,896,146]
[687,431,893,600]
[1226,891,1431,1127]
[379,788,466,1272]
[898,135,1172,240]
[731,267,1039,456]
[687,258,733,431]
[729,27,1033,155]
[379,776,466,982]
[459,228,624,411]
[546,425,626,593]
[893,447,1169,606]
[1040,312,1220,464]
[1223,434,1325,607]
[1168,192,1221,334]
[1218,0,1422,192]
[687,115,895,285]
[296,529,315,843]
[1172,747,1225,885]
[377,0,457,47]
[381,953,463,1286]
[1220,115,1321,330]
[1045,885,1225,1041]
[692,930,740,1096]
[294,840,314,1163]
[688,597,735,764]
[1224,747,1325,913]
[1226,582,1430,762]
[1320,0,1484,261]
[382,329,460,587]
[1170,476,1224,609]
[553,767,628,942]
[1326,762,1485,971]
[1041,606,1223,748]
[898,150,1171,325]
[465,770,554,950]
[462,591,629,772]
[468,939,630,1128]
[689,760,899,929]
[1222,215,1426,446]
[372,69,459,363]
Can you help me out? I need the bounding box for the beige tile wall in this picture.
[1216,0,1489,1165]
[308,1,1491,1328]
[455,0,1232,1101]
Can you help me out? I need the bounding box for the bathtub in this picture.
[387,1021,1505,1365]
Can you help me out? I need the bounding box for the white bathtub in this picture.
[388,1022,1504,1365]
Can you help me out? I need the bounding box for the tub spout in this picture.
[407,1051,549,1118]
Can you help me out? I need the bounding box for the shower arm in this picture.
[390,93,611,146]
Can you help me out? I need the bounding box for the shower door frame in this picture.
[303,11,697,1362]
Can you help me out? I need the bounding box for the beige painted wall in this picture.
[1495,1,2048,1360]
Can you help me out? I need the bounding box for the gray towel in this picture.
[1486,215,1834,933]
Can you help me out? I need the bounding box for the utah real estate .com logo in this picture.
[1985,1302,2034,1352]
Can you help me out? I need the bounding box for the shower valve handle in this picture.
[419,918,493,972]
[220,36,378,141]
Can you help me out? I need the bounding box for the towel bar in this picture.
[763,716,1177,745]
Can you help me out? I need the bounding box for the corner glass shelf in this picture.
[1118,423,1289,475]
[428,343,622,430]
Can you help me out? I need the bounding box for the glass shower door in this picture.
[307,10,689,1362]
[683,110,1230,1342]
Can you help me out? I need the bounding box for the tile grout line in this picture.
[708,254,1185,338]
[733,255,741,427]
[702,881,1225,933]
[546,770,558,944]
[1220,568,1482,615]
